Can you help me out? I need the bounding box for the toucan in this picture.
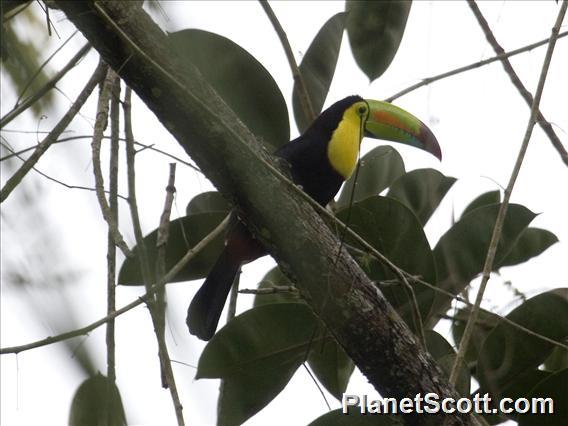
[187,95,441,341]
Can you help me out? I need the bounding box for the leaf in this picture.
[345,0,412,81]
[451,307,500,365]
[477,290,568,399]
[68,374,126,426]
[185,191,231,216]
[293,12,347,133]
[387,168,456,225]
[461,190,501,218]
[497,227,558,269]
[118,212,226,285]
[309,408,403,425]
[429,204,536,321]
[424,331,470,396]
[336,146,405,210]
[336,196,435,331]
[518,368,567,426]
[197,303,321,426]
[254,271,353,401]
[253,267,300,307]
[308,338,355,401]
[169,29,289,151]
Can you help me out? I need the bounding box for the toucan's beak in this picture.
[364,99,442,160]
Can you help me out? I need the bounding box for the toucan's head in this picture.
[320,95,441,179]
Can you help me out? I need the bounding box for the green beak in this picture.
[364,99,442,160]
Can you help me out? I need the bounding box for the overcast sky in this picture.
[1,1,567,425]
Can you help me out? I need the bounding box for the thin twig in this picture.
[0,59,105,202]
[0,43,91,128]
[0,214,230,356]
[105,75,120,422]
[15,30,79,106]
[92,66,132,258]
[450,0,567,385]
[258,0,316,124]
[0,139,129,200]
[0,135,201,172]
[386,30,568,102]
[155,163,177,388]
[466,0,568,166]
[239,285,298,295]
[124,87,185,426]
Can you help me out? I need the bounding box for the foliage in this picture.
[2,1,565,426]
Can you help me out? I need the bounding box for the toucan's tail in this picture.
[186,246,241,341]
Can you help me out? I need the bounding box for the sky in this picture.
[1,1,567,425]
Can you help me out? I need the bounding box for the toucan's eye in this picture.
[358,105,367,116]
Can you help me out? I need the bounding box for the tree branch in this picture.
[0,59,105,202]
[385,30,568,102]
[450,0,568,384]
[0,43,91,128]
[124,87,185,426]
[466,0,568,166]
[0,214,230,355]
[53,3,472,423]
[259,0,316,124]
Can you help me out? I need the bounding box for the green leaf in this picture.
[497,227,558,269]
[118,212,226,285]
[293,12,347,133]
[544,346,568,372]
[518,369,567,426]
[387,168,456,225]
[169,29,289,151]
[451,307,500,365]
[253,267,300,307]
[336,146,405,210]
[424,331,470,396]
[429,204,536,321]
[197,303,321,426]
[345,0,412,81]
[185,191,231,216]
[254,272,353,401]
[68,374,126,426]
[308,338,355,401]
[477,290,568,399]
[461,190,501,218]
[309,408,403,425]
[336,196,435,331]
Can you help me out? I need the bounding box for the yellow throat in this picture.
[327,101,369,179]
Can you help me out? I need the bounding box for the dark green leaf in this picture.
[185,191,231,216]
[461,190,501,218]
[68,374,126,426]
[518,369,567,426]
[336,196,435,331]
[497,227,558,269]
[429,204,536,322]
[345,1,412,81]
[309,408,403,425]
[293,12,347,133]
[169,29,289,151]
[253,267,300,307]
[387,168,456,225]
[424,330,454,360]
[451,307,500,365]
[424,331,470,396]
[336,146,405,210]
[477,290,568,399]
[544,346,568,372]
[197,303,321,425]
[308,338,355,401]
[118,212,226,285]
